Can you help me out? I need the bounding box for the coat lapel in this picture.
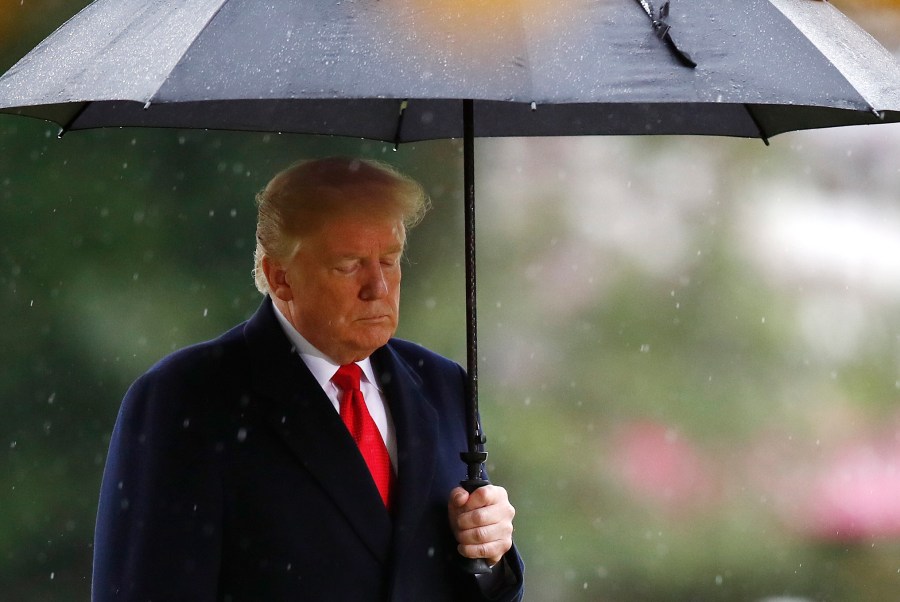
[242,299,392,564]
[371,345,439,561]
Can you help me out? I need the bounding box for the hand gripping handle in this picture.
[458,451,492,575]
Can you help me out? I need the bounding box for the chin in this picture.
[358,329,394,353]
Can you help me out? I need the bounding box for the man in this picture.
[92,157,525,601]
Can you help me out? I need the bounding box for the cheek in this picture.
[389,281,401,309]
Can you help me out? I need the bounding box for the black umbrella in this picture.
[3,0,900,570]
[3,0,900,139]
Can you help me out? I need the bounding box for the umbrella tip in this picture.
[530,101,537,112]
[143,100,152,110]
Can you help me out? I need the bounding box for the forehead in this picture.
[307,209,406,253]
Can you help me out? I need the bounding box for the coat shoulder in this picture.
[138,322,247,387]
[120,321,251,427]
[386,338,464,376]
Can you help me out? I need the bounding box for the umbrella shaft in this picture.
[463,99,484,469]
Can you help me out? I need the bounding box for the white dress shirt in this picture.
[272,303,398,471]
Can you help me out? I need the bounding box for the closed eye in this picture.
[333,260,360,274]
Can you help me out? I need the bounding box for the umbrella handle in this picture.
[458,469,493,575]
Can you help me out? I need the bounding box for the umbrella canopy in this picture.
[1,0,899,141]
[2,1,900,555]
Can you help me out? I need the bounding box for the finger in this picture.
[457,538,512,565]
[460,485,508,511]
[454,521,514,546]
[454,501,516,532]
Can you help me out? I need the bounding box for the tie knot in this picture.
[332,363,363,392]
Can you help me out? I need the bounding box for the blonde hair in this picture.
[253,157,430,294]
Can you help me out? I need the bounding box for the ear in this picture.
[261,255,293,302]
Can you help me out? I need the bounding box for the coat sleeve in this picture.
[92,366,225,601]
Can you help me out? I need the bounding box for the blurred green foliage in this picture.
[4,2,900,601]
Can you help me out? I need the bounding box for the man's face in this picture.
[274,206,404,365]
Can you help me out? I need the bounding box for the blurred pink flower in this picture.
[612,420,715,511]
[806,439,900,540]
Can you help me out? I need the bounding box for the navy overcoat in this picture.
[92,298,524,601]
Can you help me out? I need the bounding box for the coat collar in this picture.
[242,298,438,565]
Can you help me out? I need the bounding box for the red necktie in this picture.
[332,364,394,509]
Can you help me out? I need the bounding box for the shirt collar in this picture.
[271,300,380,390]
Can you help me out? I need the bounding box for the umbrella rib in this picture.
[742,104,771,146]
[144,0,232,107]
[57,102,90,138]
[392,99,409,149]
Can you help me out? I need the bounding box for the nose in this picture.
[359,263,389,301]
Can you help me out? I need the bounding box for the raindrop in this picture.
[639,344,650,353]
[236,428,248,442]
[203,308,208,317]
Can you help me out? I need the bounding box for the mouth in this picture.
[356,314,391,323]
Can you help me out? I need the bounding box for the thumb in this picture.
[449,487,469,508]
